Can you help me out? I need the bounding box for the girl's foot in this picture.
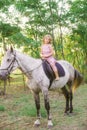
[55,77,60,81]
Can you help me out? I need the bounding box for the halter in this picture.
[0,51,42,76]
[0,53,16,75]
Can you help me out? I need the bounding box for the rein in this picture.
[13,53,42,75]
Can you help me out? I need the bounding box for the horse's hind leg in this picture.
[33,92,41,126]
[69,89,73,113]
[61,86,69,115]
[67,81,73,113]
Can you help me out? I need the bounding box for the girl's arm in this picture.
[40,46,45,59]
[40,45,55,58]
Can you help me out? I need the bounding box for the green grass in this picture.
[0,84,87,130]
[0,105,5,111]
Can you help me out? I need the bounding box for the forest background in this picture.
[0,0,87,82]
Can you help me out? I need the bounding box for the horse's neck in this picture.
[16,51,41,76]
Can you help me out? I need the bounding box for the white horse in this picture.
[0,47,83,128]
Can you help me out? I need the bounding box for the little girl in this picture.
[40,34,59,80]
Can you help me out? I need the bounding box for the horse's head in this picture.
[0,46,18,80]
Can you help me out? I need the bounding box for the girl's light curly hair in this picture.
[43,34,52,44]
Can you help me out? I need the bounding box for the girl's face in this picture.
[44,37,51,44]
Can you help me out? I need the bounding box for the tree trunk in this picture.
[2,36,7,53]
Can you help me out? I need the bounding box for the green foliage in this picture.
[15,0,41,12]
[68,0,87,22]
[0,0,13,9]
[8,32,41,57]
[0,22,20,37]
[63,0,87,76]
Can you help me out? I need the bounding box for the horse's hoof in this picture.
[68,112,74,116]
[64,112,69,116]
[47,120,53,129]
[34,119,40,127]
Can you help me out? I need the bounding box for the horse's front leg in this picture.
[43,89,53,128]
[33,92,41,126]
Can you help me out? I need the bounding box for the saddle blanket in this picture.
[42,60,65,88]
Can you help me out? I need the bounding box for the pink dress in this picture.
[41,44,56,70]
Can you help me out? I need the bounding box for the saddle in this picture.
[42,60,65,88]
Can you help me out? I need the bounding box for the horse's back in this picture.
[50,60,71,89]
[58,60,75,81]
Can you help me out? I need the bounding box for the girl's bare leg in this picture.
[52,65,60,80]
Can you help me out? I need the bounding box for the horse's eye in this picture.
[7,59,10,62]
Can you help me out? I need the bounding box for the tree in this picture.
[15,0,69,59]
[65,0,87,78]
[0,22,20,51]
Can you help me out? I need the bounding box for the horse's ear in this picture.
[10,46,13,53]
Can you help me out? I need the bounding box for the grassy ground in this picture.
[0,83,87,130]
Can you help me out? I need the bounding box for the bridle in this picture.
[0,51,42,76]
[0,52,17,75]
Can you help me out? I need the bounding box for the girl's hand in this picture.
[40,54,45,59]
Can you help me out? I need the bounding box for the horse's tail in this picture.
[72,69,83,93]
